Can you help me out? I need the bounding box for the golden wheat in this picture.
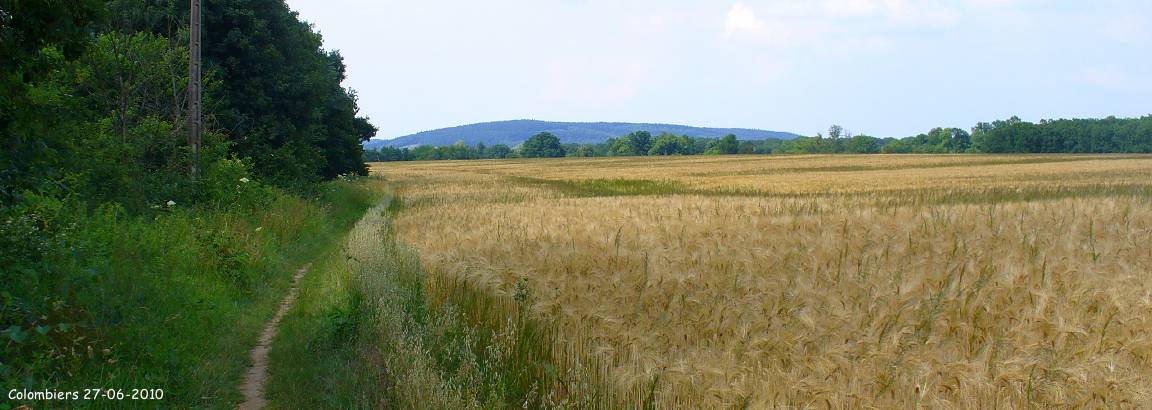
[373,155,1152,408]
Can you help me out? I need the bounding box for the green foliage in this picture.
[648,133,692,155]
[604,131,654,156]
[0,179,377,407]
[573,144,596,157]
[972,116,1152,153]
[844,134,881,153]
[606,137,637,156]
[882,128,970,153]
[628,131,653,155]
[64,31,199,209]
[520,132,566,158]
[489,144,513,159]
[186,0,376,184]
[0,0,105,202]
[707,134,740,155]
[196,157,277,215]
[509,177,691,197]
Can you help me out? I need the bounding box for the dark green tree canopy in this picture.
[648,133,690,155]
[193,0,375,182]
[716,134,739,154]
[520,132,566,158]
[1,0,106,204]
[1,0,378,208]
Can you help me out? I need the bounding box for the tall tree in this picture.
[520,132,565,158]
[716,134,739,154]
[0,0,106,204]
[627,131,653,155]
[828,124,843,140]
[118,0,379,184]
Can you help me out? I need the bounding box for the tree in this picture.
[648,133,688,156]
[161,0,379,183]
[1,0,106,205]
[489,144,512,159]
[716,134,739,154]
[627,131,653,155]
[606,137,637,156]
[520,132,565,158]
[844,135,880,153]
[828,125,843,140]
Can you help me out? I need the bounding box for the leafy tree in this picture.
[627,131,653,155]
[738,141,758,154]
[648,133,689,155]
[606,137,637,156]
[1,0,106,205]
[520,132,565,158]
[828,125,843,140]
[844,135,880,153]
[489,144,512,159]
[143,0,379,184]
[716,134,739,154]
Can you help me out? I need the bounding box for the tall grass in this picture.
[1,179,376,409]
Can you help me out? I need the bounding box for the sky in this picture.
[285,0,1151,139]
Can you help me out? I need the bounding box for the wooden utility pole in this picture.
[188,0,202,180]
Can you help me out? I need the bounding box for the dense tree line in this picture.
[366,116,1152,161]
[972,116,1152,153]
[1,0,375,211]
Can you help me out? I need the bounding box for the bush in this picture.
[198,157,274,213]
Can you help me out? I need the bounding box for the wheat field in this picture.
[372,155,1152,408]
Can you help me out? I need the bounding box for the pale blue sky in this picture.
[286,0,1151,139]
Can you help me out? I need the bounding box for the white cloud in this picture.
[724,3,766,39]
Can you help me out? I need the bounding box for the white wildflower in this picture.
[239,177,250,183]
[166,200,176,207]
[255,226,263,232]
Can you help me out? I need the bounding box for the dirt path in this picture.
[238,263,311,410]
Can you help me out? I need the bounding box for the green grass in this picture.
[1,179,377,409]
[507,176,691,197]
[688,155,1144,177]
[504,176,1152,208]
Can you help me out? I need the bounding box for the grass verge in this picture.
[1,179,377,409]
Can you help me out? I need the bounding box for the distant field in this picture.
[372,155,1152,408]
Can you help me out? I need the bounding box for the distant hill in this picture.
[364,120,801,149]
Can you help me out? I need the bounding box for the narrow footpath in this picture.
[238,263,312,410]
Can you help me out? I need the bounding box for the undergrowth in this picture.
[1,171,376,409]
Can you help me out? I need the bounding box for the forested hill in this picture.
[366,120,800,148]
